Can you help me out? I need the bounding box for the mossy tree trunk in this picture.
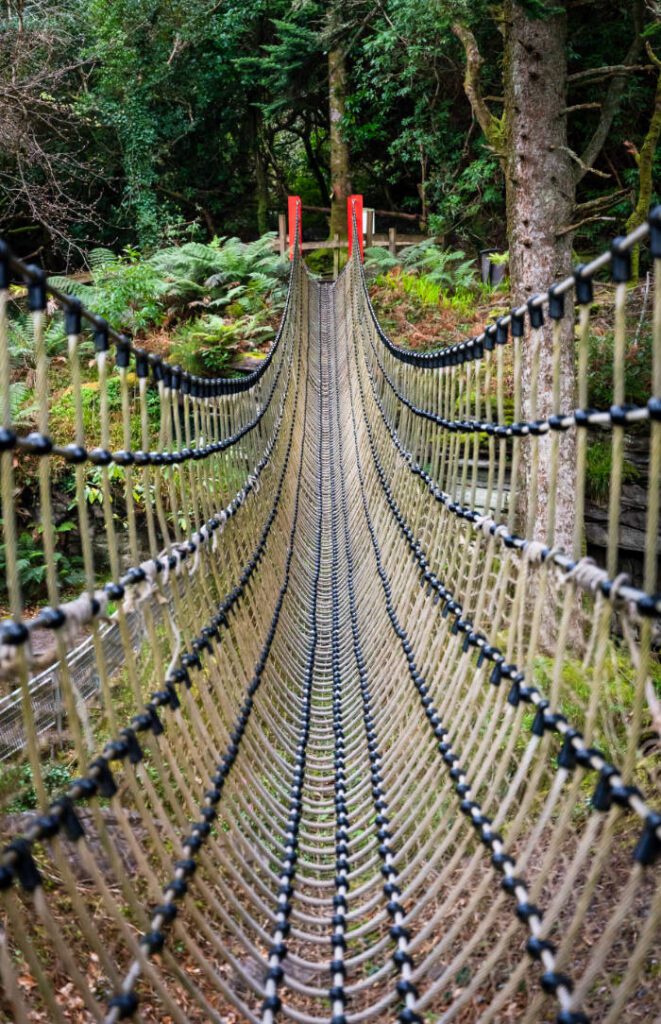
[626,43,661,281]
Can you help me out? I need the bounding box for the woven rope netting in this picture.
[0,217,659,1024]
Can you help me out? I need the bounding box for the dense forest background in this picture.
[1,0,660,266]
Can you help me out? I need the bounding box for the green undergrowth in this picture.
[586,438,641,500]
[0,520,85,603]
[367,248,653,512]
[367,245,654,415]
[304,248,340,278]
[8,233,288,434]
[0,758,76,814]
[3,233,286,611]
[587,317,655,409]
[366,241,502,343]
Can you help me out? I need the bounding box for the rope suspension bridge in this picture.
[0,197,659,1024]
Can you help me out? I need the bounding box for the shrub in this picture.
[586,439,640,500]
[170,313,273,376]
[587,324,653,409]
[400,241,477,292]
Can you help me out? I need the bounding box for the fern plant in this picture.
[10,234,287,392]
[364,246,400,277]
[9,381,37,425]
[170,312,273,375]
[8,311,68,359]
[88,247,120,271]
[401,242,477,292]
[150,234,287,312]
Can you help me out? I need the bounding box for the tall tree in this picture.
[3,0,658,265]
[0,0,103,259]
[454,0,648,551]
[328,4,352,238]
[245,5,330,212]
[502,1,576,550]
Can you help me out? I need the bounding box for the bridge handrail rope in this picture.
[369,323,656,443]
[343,214,658,983]
[0,197,658,1024]
[0,228,304,811]
[364,323,661,619]
[349,199,661,595]
[359,308,659,829]
[345,198,660,1016]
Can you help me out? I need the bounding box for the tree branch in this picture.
[557,214,617,237]
[452,22,505,160]
[554,145,611,178]
[575,0,645,182]
[568,63,653,83]
[563,102,601,114]
[573,188,629,215]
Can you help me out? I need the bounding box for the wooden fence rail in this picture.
[276,210,427,262]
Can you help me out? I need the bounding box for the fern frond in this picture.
[88,247,119,271]
[47,276,97,302]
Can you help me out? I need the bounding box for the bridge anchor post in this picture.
[287,195,302,259]
[347,194,364,262]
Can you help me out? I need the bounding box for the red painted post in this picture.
[347,194,364,262]
[287,195,302,260]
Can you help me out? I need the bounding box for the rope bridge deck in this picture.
[0,214,659,1023]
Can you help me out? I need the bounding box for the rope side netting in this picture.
[0,216,659,1024]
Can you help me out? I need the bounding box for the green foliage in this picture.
[0,0,656,258]
[489,250,509,266]
[8,312,67,360]
[170,314,273,376]
[3,761,75,813]
[150,234,288,313]
[9,382,37,425]
[50,251,163,333]
[144,234,287,374]
[364,246,400,277]
[586,440,640,501]
[50,376,122,447]
[399,272,442,307]
[400,241,477,291]
[304,248,336,277]
[587,326,654,409]
[370,242,481,316]
[0,523,85,602]
[88,247,119,271]
[427,154,504,241]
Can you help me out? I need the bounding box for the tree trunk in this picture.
[626,44,661,280]
[328,10,351,240]
[255,140,269,236]
[504,0,576,552]
[249,107,269,236]
[302,129,330,205]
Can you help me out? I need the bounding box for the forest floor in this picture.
[367,267,504,350]
[228,266,507,372]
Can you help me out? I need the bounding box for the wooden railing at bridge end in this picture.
[276,206,427,262]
